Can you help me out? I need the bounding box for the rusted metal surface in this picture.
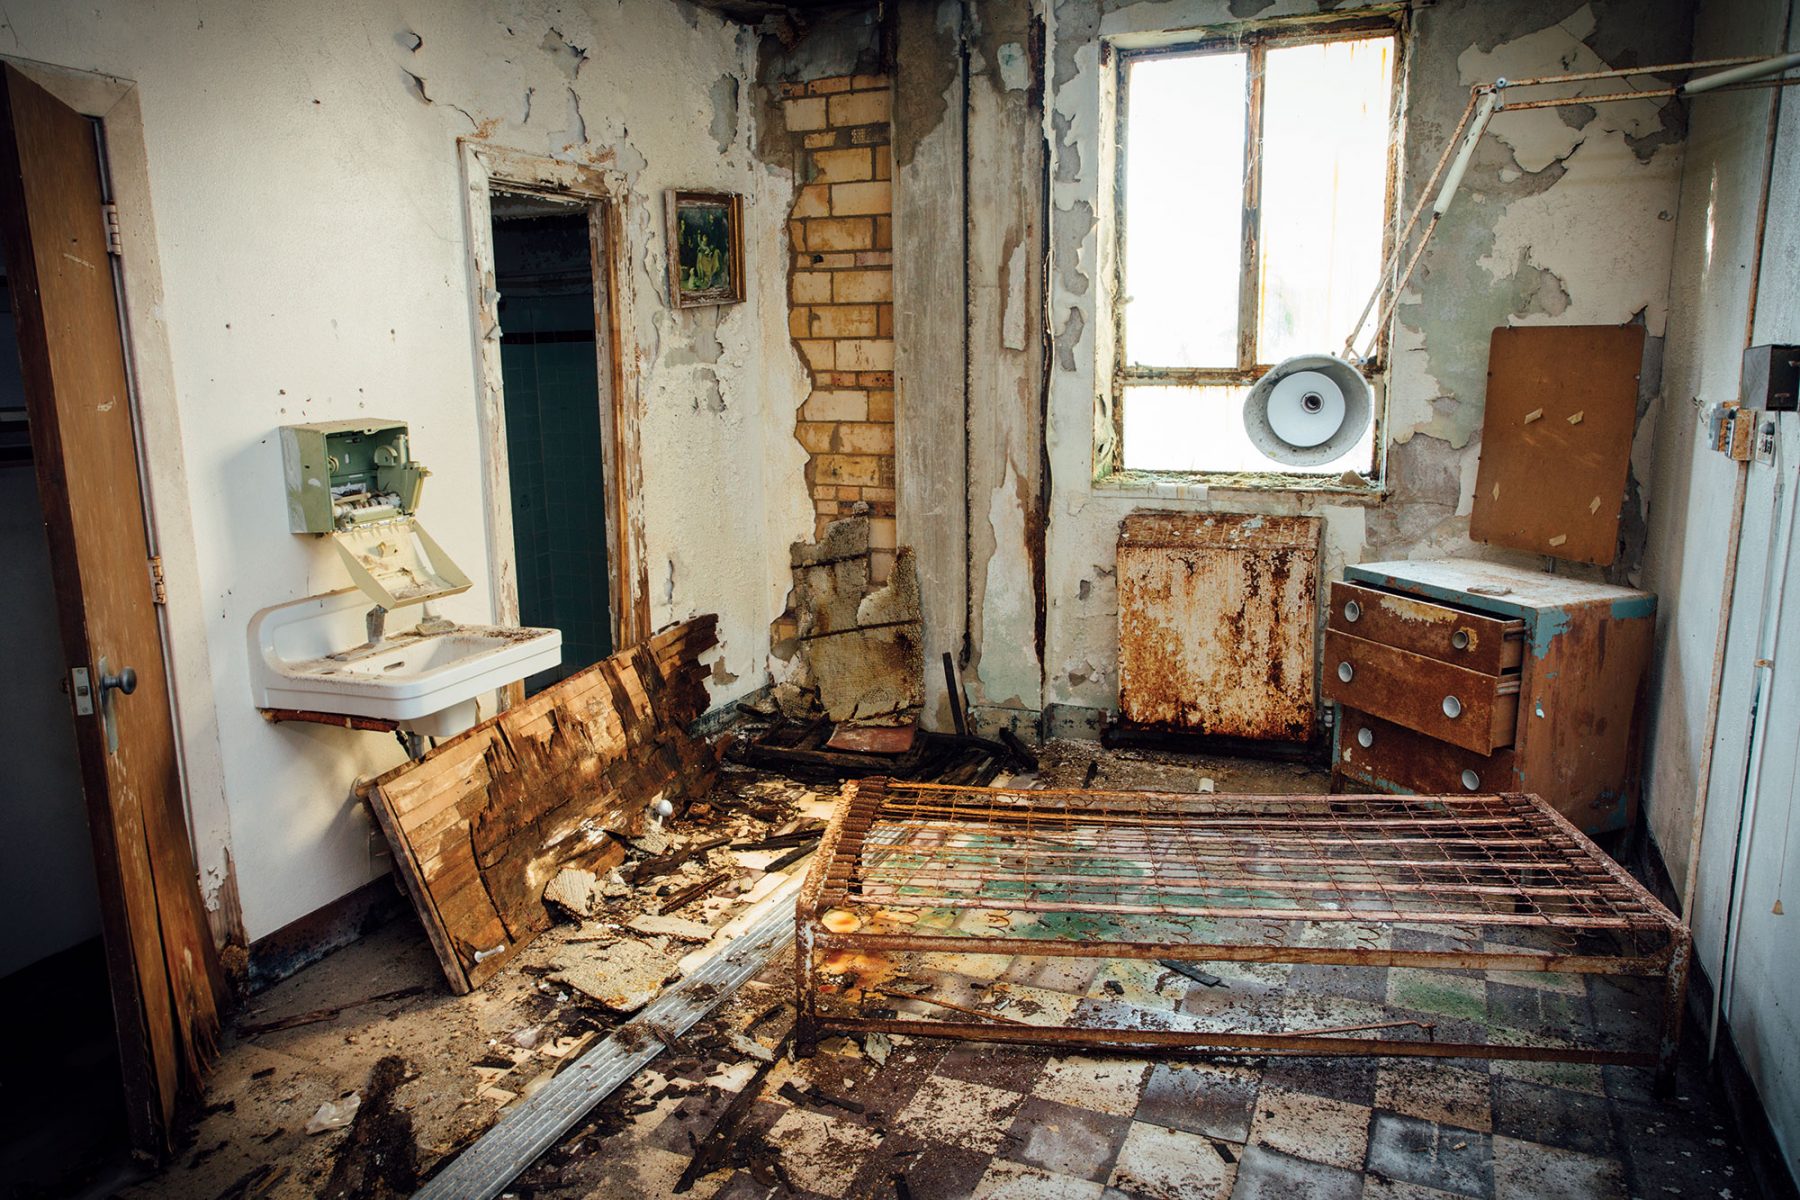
[1328,581,1524,674]
[1323,628,1520,755]
[825,723,919,755]
[797,779,1689,1077]
[1116,512,1320,742]
[1335,710,1517,796]
[260,707,402,733]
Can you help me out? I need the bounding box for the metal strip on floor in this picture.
[416,871,804,1200]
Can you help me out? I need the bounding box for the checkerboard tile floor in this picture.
[520,950,1753,1200]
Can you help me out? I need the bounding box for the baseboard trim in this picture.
[245,873,409,994]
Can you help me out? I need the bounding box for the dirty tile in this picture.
[1358,1180,1467,1199]
[1034,1055,1151,1117]
[1107,1120,1235,1200]
[1261,1055,1379,1108]
[1490,1134,1626,1199]
[1228,1143,1364,1200]
[1485,1033,1605,1096]
[993,982,1087,1026]
[894,1074,1027,1154]
[1484,980,1591,1039]
[1135,1062,1258,1141]
[1002,956,1103,995]
[856,1140,992,1200]
[1374,1061,1493,1133]
[1364,1112,1493,1198]
[919,950,1016,981]
[1490,1078,1614,1155]
[1287,963,1390,1006]
[1386,969,1488,1023]
[763,1105,885,1198]
[937,1041,1050,1093]
[974,1156,1109,1199]
[1091,959,1182,1007]
[1483,969,1584,996]
[1247,1085,1371,1171]
[1001,1096,1131,1183]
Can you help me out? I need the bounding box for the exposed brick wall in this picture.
[776,73,896,581]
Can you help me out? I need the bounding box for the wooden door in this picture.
[0,64,222,1154]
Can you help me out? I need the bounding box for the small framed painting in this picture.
[666,190,745,307]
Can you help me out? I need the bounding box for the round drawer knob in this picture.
[1356,727,1373,748]
[1442,695,1462,719]
[1451,630,1470,650]
[1344,600,1362,623]
[1338,661,1355,683]
[1461,769,1481,791]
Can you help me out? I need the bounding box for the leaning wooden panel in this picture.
[1471,324,1644,566]
[368,615,719,992]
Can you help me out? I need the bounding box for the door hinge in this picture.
[102,202,122,256]
[148,555,167,605]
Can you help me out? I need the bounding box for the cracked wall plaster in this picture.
[1042,0,1693,717]
[1,0,806,941]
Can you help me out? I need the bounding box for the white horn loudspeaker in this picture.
[1242,354,1374,468]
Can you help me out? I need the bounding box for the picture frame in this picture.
[665,190,745,308]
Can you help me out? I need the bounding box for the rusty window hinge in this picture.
[148,555,167,605]
[102,203,122,256]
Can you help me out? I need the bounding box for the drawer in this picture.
[1328,581,1525,674]
[1322,629,1520,754]
[1332,708,1517,795]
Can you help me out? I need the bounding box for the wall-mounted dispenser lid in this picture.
[331,516,471,609]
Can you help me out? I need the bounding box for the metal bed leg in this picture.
[795,916,819,1058]
[1655,928,1693,1096]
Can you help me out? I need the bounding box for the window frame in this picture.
[1107,14,1408,483]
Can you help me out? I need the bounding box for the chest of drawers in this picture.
[1326,559,1655,835]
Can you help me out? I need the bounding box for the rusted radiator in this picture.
[1116,511,1321,742]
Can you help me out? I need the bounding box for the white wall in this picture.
[1039,0,1690,725]
[4,0,810,942]
[1640,0,1799,1172]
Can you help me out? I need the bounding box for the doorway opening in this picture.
[490,192,614,694]
[0,245,132,1195]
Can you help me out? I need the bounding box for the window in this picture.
[1113,23,1400,479]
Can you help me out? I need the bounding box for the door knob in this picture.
[101,665,137,697]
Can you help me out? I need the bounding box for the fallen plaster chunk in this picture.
[552,938,677,1014]
[627,913,714,943]
[727,1031,775,1062]
[543,868,603,919]
[862,1031,892,1065]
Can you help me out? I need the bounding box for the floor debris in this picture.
[551,938,678,1015]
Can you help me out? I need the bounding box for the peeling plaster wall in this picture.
[1041,0,1692,728]
[4,0,804,941]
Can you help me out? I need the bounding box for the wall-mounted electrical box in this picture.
[279,419,470,609]
[1741,344,1799,412]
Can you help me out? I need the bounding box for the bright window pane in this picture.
[1123,52,1247,368]
[1121,384,1375,476]
[1255,36,1395,361]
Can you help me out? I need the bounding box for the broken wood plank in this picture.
[366,615,720,992]
[412,870,804,1200]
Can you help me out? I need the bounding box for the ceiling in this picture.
[682,0,875,25]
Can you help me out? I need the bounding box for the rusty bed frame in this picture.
[796,779,1691,1080]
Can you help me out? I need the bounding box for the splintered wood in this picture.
[367,616,721,992]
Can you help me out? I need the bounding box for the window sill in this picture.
[1092,469,1389,504]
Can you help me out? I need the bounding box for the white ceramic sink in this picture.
[248,588,561,736]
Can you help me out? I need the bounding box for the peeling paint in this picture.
[1039,0,1690,727]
